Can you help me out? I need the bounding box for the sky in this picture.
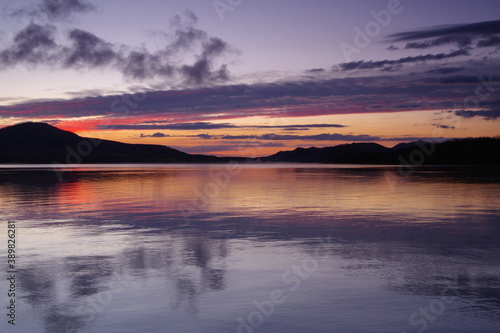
[0,0,499,157]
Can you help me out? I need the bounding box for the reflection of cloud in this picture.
[43,305,84,333]
[18,266,56,305]
[65,256,114,297]
[10,166,500,330]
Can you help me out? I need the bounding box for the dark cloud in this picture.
[192,133,446,143]
[253,124,347,129]
[477,36,500,47]
[0,10,234,85]
[125,13,233,84]
[39,0,95,19]
[305,68,325,73]
[120,51,174,80]
[97,122,238,130]
[454,109,500,120]
[431,124,456,129]
[97,122,347,131]
[139,132,169,138]
[8,0,96,21]
[339,49,469,71]
[386,45,399,51]
[181,59,229,85]
[206,133,382,142]
[3,67,500,123]
[387,19,500,42]
[387,19,500,50]
[426,67,464,75]
[0,23,58,67]
[64,29,117,68]
[405,35,472,49]
[195,134,215,140]
[436,75,485,84]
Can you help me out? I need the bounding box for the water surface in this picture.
[1,164,499,333]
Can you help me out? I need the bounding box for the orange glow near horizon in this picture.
[54,109,498,156]
[7,108,497,157]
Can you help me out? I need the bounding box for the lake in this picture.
[1,164,500,333]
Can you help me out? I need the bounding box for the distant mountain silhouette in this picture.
[1,122,499,165]
[0,122,238,164]
[262,143,390,163]
[262,138,500,165]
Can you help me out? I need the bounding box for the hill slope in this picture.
[0,122,229,164]
[1,122,499,165]
[262,138,500,165]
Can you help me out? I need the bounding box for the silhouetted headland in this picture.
[0,122,499,165]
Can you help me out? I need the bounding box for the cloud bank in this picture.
[1,72,499,124]
[8,0,96,21]
[1,1,235,85]
[340,19,500,72]
[386,19,500,48]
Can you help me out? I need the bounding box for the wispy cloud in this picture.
[2,72,499,124]
[404,36,472,49]
[426,67,464,75]
[219,133,380,141]
[186,133,446,143]
[305,68,325,73]
[338,19,500,73]
[339,49,469,71]
[101,122,348,131]
[191,133,377,142]
[139,132,170,138]
[98,122,238,130]
[431,123,456,129]
[386,19,500,48]
[454,109,500,120]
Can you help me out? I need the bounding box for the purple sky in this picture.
[0,0,499,155]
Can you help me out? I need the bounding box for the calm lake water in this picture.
[1,164,499,333]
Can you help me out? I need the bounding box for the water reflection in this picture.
[0,165,499,332]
